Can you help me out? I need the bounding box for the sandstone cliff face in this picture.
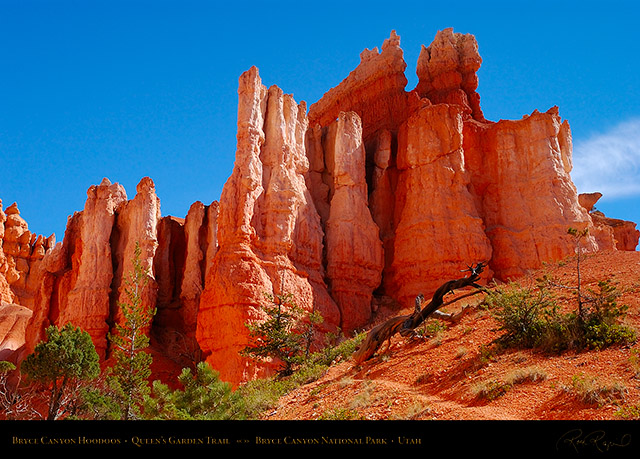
[153,200,218,366]
[1,28,637,387]
[109,176,161,343]
[0,303,32,363]
[0,200,56,357]
[57,178,127,359]
[595,215,640,251]
[415,28,485,122]
[0,177,211,365]
[0,201,15,306]
[308,30,413,143]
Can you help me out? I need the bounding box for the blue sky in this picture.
[1,0,639,243]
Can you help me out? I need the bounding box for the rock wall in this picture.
[57,178,127,359]
[415,28,485,122]
[308,30,412,143]
[1,28,638,386]
[462,108,607,279]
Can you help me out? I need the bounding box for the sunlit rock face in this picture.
[197,67,341,385]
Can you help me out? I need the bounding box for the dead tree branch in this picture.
[353,262,489,364]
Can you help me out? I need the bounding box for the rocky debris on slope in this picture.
[1,29,637,387]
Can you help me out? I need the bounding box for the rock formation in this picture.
[154,200,218,366]
[415,28,485,121]
[309,111,384,332]
[57,178,127,359]
[109,176,161,342]
[390,103,492,302]
[308,30,411,142]
[0,199,56,358]
[0,303,32,364]
[462,108,604,279]
[197,68,341,384]
[0,177,209,365]
[579,192,640,251]
[1,28,638,386]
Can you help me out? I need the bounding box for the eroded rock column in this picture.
[390,103,493,304]
[197,67,340,385]
[463,108,603,279]
[321,112,384,331]
[58,178,127,359]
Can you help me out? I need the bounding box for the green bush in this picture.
[106,242,156,420]
[144,361,246,420]
[235,330,367,419]
[579,281,636,350]
[485,284,559,350]
[485,280,636,353]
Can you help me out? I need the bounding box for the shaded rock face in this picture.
[154,201,218,367]
[2,28,637,386]
[0,303,32,364]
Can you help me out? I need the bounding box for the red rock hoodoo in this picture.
[1,29,638,386]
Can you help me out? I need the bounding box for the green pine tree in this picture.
[20,323,100,420]
[144,361,245,420]
[107,242,156,420]
[242,292,323,376]
[568,227,590,320]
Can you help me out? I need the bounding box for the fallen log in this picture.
[352,262,488,364]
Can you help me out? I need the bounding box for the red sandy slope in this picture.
[263,250,640,420]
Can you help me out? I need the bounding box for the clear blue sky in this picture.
[1,0,639,243]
